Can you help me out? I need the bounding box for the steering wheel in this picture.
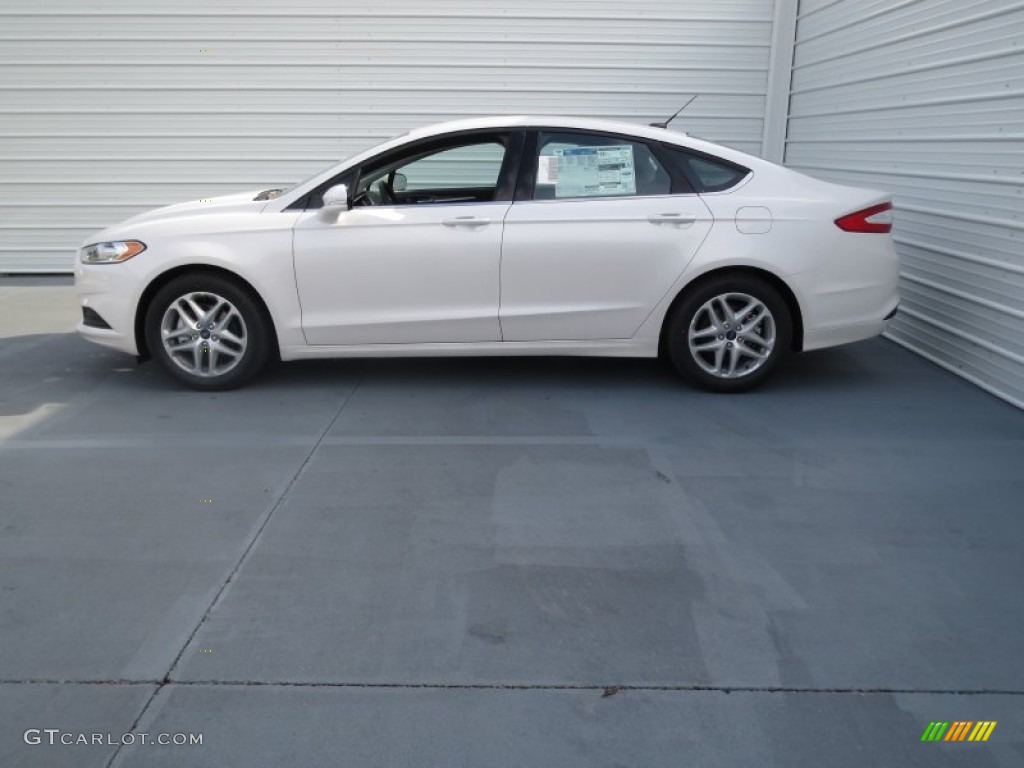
[377,178,397,206]
[351,184,381,207]
[350,175,397,207]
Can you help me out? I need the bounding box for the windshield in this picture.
[263,131,413,201]
[253,162,335,201]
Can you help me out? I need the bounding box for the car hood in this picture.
[80,189,275,246]
[114,190,269,229]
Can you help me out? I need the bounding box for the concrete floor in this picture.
[1,276,1023,767]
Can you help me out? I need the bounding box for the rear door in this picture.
[499,130,713,341]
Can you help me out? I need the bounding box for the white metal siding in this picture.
[0,0,774,273]
[786,0,1024,408]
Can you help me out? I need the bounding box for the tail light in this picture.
[835,202,893,233]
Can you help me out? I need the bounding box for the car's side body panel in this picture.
[689,170,899,350]
[292,203,509,345]
[76,206,305,356]
[500,194,714,341]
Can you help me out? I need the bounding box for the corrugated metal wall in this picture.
[786,0,1024,408]
[0,0,775,273]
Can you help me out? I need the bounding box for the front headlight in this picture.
[80,240,146,264]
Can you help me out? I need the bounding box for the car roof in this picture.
[402,115,766,168]
[407,115,686,143]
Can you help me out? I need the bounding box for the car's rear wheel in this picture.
[666,274,792,393]
[145,273,270,390]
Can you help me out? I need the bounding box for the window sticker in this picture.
[537,154,559,185]
[553,145,636,198]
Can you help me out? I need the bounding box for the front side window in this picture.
[353,139,507,207]
[533,132,671,200]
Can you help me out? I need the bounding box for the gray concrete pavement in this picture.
[2,277,1023,766]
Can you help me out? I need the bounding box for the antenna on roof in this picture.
[649,95,698,129]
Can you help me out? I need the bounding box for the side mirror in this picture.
[320,184,349,217]
[392,172,408,192]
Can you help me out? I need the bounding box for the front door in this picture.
[293,134,517,345]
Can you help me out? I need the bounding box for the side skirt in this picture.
[278,338,657,361]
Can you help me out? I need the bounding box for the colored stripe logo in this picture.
[921,721,996,742]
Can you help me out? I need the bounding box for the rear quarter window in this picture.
[660,146,750,193]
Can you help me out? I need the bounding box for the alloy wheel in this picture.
[160,291,248,378]
[687,292,776,379]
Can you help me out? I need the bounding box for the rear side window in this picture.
[660,146,749,193]
[533,131,672,200]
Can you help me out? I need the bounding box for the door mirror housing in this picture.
[320,184,349,216]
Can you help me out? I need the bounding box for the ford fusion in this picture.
[75,116,899,392]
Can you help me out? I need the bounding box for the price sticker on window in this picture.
[554,145,636,198]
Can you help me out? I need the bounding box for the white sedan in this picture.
[75,116,899,392]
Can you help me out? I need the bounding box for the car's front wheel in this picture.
[666,275,792,393]
[145,273,270,390]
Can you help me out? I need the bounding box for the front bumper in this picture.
[74,261,143,356]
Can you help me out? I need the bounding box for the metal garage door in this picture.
[0,0,774,273]
[786,0,1024,408]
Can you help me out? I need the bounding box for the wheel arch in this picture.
[659,266,804,354]
[135,265,279,361]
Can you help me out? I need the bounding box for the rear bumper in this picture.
[791,233,900,352]
[802,303,897,351]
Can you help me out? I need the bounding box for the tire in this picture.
[665,274,792,393]
[144,273,271,391]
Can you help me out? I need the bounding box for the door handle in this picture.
[442,216,491,227]
[647,213,696,226]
